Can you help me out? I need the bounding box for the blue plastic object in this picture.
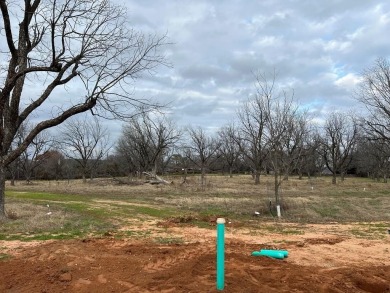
[251,249,288,259]
[260,249,288,258]
[216,218,225,290]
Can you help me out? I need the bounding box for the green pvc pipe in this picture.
[260,249,288,258]
[216,218,225,291]
[251,250,285,259]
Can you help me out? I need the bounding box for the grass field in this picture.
[1,174,389,241]
[1,174,390,292]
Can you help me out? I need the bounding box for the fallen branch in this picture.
[143,172,172,185]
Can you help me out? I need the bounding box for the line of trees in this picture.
[4,61,390,218]
[2,2,390,219]
[8,63,390,190]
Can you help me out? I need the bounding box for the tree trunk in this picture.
[274,170,282,218]
[182,168,188,184]
[152,161,158,177]
[254,170,260,185]
[201,167,206,189]
[0,164,6,218]
[332,172,337,184]
[82,172,87,184]
[274,171,280,205]
[25,169,32,184]
[229,166,233,178]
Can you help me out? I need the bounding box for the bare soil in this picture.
[1,223,389,293]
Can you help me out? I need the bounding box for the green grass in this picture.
[260,224,305,235]
[106,204,178,219]
[2,175,390,242]
[0,253,10,261]
[6,191,93,202]
[1,193,116,241]
[154,236,184,244]
[312,206,341,218]
[348,222,389,239]
[0,231,85,241]
[131,205,176,218]
[1,190,181,241]
[119,229,152,238]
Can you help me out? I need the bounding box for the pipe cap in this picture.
[216,218,226,224]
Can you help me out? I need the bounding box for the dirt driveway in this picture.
[1,223,389,292]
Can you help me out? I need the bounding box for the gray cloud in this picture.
[102,1,390,133]
[16,0,390,137]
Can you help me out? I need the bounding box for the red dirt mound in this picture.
[1,238,389,292]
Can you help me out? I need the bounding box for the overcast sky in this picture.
[100,0,389,135]
[3,1,389,140]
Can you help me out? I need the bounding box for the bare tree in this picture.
[356,138,390,182]
[356,57,390,180]
[184,127,221,189]
[59,116,111,183]
[357,58,390,142]
[247,72,309,216]
[236,90,270,184]
[266,100,309,208]
[116,112,181,178]
[320,112,358,184]
[17,122,52,182]
[6,120,51,183]
[0,0,167,217]
[218,124,240,178]
[6,157,20,186]
[295,131,322,179]
[168,149,194,184]
[34,149,65,180]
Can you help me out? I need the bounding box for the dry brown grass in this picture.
[5,174,390,223]
[3,201,71,233]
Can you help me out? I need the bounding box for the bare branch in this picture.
[0,0,17,56]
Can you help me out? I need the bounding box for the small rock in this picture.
[59,273,72,282]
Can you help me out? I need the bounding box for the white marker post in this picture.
[276,204,281,218]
